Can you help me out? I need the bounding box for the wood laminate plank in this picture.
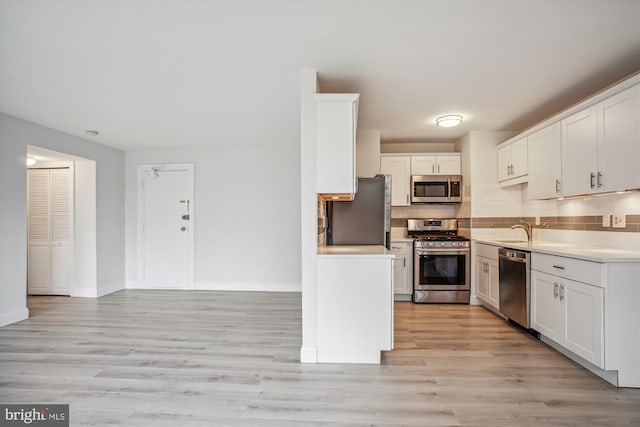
[1,290,639,426]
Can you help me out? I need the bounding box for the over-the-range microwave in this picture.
[411,175,462,203]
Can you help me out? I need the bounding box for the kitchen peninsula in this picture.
[316,245,394,363]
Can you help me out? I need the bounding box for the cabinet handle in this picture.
[554,282,558,298]
[403,258,406,268]
[406,194,409,204]
[432,164,435,174]
[559,284,565,301]
[597,172,603,188]
[552,265,565,270]
[391,246,401,250]
[437,164,440,174]
[590,172,596,189]
[555,179,561,194]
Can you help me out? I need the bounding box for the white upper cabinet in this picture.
[528,122,562,199]
[411,154,461,175]
[315,93,359,197]
[380,156,411,206]
[562,84,640,196]
[599,84,640,192]
[562,107,600,195]
[497,137,528,184]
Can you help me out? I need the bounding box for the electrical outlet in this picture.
[612,214,626,228]
[602,214,610,227]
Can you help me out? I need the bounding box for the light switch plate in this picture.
[602,214,610,227]
[612,214,626,228]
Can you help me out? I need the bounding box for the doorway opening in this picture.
[26,146,97,297]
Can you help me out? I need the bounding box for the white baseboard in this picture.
[540,335,619,386]
[195,281,301,292]
[71,288,97,297]
[72,281,125,297]
[0,307,29,327]
[98,281,125,296]
[126,280,142,289]
[300,346,318,363]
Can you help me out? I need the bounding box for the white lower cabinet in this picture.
[391,241,413,299]
[531,254,604,368]
[474,243,499,310]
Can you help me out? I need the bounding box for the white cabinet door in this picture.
[435,155,461,175]
[511,138,528,178]
[562,279,604,367]
[498,138,527,183]
[316,94,359,196]
[380,156,411,206]
[410,155,436,175]
[562,107,599,196]
[411,155,461,175]
[599,84,640,192]
[476,256,498,309]
[487,259,499,309]
[528,122,562,199]
[532,269,604,368]
[497,145,512,182]
[531,271,562,342]
[391,242,413,296]
[475,257,489,303]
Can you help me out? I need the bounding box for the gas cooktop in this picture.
[407,218,470,248]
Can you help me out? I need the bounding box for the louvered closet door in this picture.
[27,169,51,293]
[27,168,73,295]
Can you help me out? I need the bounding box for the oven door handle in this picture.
[416,249,470,255]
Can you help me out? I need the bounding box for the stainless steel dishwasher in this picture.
[498,248,531,329]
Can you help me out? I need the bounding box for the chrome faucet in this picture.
[510,220,532,242]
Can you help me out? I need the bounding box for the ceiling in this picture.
[2,0,640,150]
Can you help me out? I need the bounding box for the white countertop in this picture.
[317,245,394,257]
[475,239,640,263]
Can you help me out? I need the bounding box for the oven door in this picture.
[414,248,470,291]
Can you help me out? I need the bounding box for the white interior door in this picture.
[140,165,194,289]
[27,166,73,295]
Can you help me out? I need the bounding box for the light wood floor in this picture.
[1,291,639,426]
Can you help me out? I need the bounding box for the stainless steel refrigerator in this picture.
[326,175,391,249]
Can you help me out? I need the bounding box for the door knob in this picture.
[181,226,186,231]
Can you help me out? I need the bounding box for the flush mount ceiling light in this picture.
[435,115,463,128]
[85,130,99,136]
[26,157,36,166]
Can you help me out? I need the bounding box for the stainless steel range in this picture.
[408,219,470,304]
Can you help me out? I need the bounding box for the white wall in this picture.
[455,131,519,218]
[300,70,318,363]
[0,113,125,326]
[125,144,301,291]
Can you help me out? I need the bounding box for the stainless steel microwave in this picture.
[411,175,462,203]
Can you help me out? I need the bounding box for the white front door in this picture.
[139,164,194,289]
